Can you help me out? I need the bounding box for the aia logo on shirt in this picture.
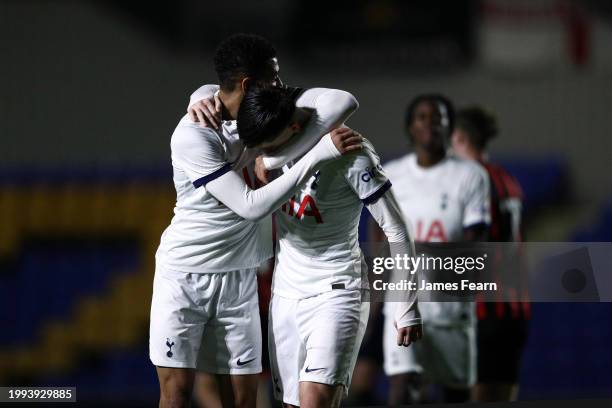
[281,195,323,223]
[361,164,383,183]
[415,220,447,242]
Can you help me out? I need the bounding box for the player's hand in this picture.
[330,127,363,155]
[255,155,270,185]
[396,323,423,347]
[188,94,222,129]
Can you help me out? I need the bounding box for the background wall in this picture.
[2,0,611,202]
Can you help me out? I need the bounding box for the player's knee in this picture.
[232,392,256,408]
[300,382,340,408]
[158,369,194,408]
[229,376,258,408]
[160,384,192,408]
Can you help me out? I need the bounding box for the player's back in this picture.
[273,139,390,299]
[156,115,272,274]
[478,161,529,320]
[482,161,523,242]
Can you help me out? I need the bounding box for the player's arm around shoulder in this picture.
[170,121,230,185]
[186,84,222,129]
[296,87,359,125]
[261,88,360,171]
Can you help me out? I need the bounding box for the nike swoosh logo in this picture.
[305,366,325,373]
[237,358,256,366]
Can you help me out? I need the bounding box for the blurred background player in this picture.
[382,94,491,404]
[452,106,530,402]
[238,85,423,408]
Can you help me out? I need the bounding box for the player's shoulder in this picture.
[173,114,219,137]
[383,153,414,175]
[334,138,382,176]
[340,138,380,164]
[484,162,523,198]
[483,161,512,181]
[171,114,223,151]
[446,155,488,180]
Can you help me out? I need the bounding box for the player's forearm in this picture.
[388,239,421,328]
[262,88,359,170]
[207,134,341,221]
[367,192,421,328]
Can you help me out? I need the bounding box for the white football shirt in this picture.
[155,115,272,273]
[157,86,358,274]
[272,139,390,299]
[384,153,491,326]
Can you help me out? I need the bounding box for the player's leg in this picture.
[442,386,471,403]
[157,367,196,407]
[192,372,222,408]
[195,269,263,408]
[473,316,527,401]
[382,305,425,405]
[192,373,259,408]
[298,289,369,408]
[473,383,517,402]
[346,302,384,406]
[299,382,344,408]
[150,266,213,407]
[426,324,476,403]
[227,374,259,408]
[268,294,303,407]
[387,372,422,405]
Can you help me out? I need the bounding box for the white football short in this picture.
[149,266,262,374]
[268,289,369,406]
[383,309,476,388]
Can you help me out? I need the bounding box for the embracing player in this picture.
[383,94,491,404]
[237,86,423,408]
[150,34,363,408]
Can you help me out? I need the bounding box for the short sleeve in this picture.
[462,164,491,228]
[344,142,392,204]
[170,123,231,188]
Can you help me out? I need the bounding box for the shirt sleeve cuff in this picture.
[362,180,392,205]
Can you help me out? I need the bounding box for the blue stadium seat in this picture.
[1,240,139,346]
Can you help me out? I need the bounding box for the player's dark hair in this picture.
[213,33,277,91]
[237,86,298,148]
[404,93,456,135]
[456,106,499,150]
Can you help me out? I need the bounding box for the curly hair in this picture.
[213,33,277,91]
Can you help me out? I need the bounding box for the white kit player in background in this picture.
[382,94,491,405]
[237,85,423,408]
[149,34,364,408]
